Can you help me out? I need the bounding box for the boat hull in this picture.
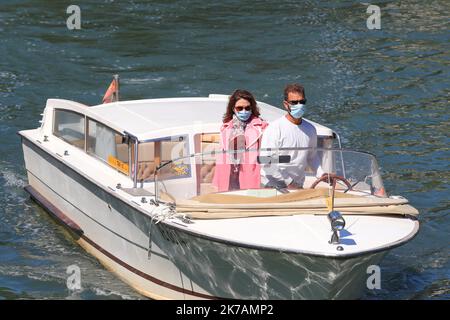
[22,137,388,299]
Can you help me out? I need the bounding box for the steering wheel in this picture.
[310,173,353,190]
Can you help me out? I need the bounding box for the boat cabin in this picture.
[39,95,377,202]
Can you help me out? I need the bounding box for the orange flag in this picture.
[102,75,119,104]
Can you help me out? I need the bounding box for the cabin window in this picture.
[53,109,85,149]
[136,135,190,182]
[87,119,129,175]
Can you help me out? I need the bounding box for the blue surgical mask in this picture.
[289,103,306,119]
[236,110,252,122]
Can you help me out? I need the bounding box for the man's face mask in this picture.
[289,103,306,119]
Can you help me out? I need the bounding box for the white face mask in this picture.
[289,103,306,119]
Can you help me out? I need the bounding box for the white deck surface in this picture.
[176,214,418,256]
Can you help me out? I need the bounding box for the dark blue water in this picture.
[0,1,448,299]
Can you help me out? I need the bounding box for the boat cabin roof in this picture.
[44,95,335,141]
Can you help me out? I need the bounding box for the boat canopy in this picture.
[43,96,335,141]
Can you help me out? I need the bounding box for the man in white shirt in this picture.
[260,83,323,189]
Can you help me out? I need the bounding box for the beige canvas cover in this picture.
[172,189,419,219]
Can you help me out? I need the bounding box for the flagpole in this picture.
[114,74,119,102]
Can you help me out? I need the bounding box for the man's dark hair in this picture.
[284,83,305,101]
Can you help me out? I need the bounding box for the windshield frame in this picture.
[152,147,386,204]
[155,147,378,171]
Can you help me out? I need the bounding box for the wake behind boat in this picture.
[19,94,419,299]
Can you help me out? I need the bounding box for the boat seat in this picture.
[138,142,155,161]
[200,163,215,183]
[137,161,156,181]
[201,134,221,143]
[199,163,218,194]
[192,134,221,194]
[200,140,220,183]
[161,141,185,161]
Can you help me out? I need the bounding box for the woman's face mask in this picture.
[234,100,252,122]
[235,110,252,122]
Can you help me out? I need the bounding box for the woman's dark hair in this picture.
[223,89,260,123]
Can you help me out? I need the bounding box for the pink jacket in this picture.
[213,116,268,192]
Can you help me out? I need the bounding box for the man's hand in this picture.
[321,173,337,178]
[320,173,337,185]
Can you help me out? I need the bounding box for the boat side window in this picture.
[86,118,129,176]
[53,109,85,149]
[137,136,190,182]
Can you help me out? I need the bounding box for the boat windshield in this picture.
[154,147,387,204]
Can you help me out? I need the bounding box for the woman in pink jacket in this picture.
[213,90,268,192]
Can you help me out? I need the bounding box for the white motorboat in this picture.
[19,94,419,299]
